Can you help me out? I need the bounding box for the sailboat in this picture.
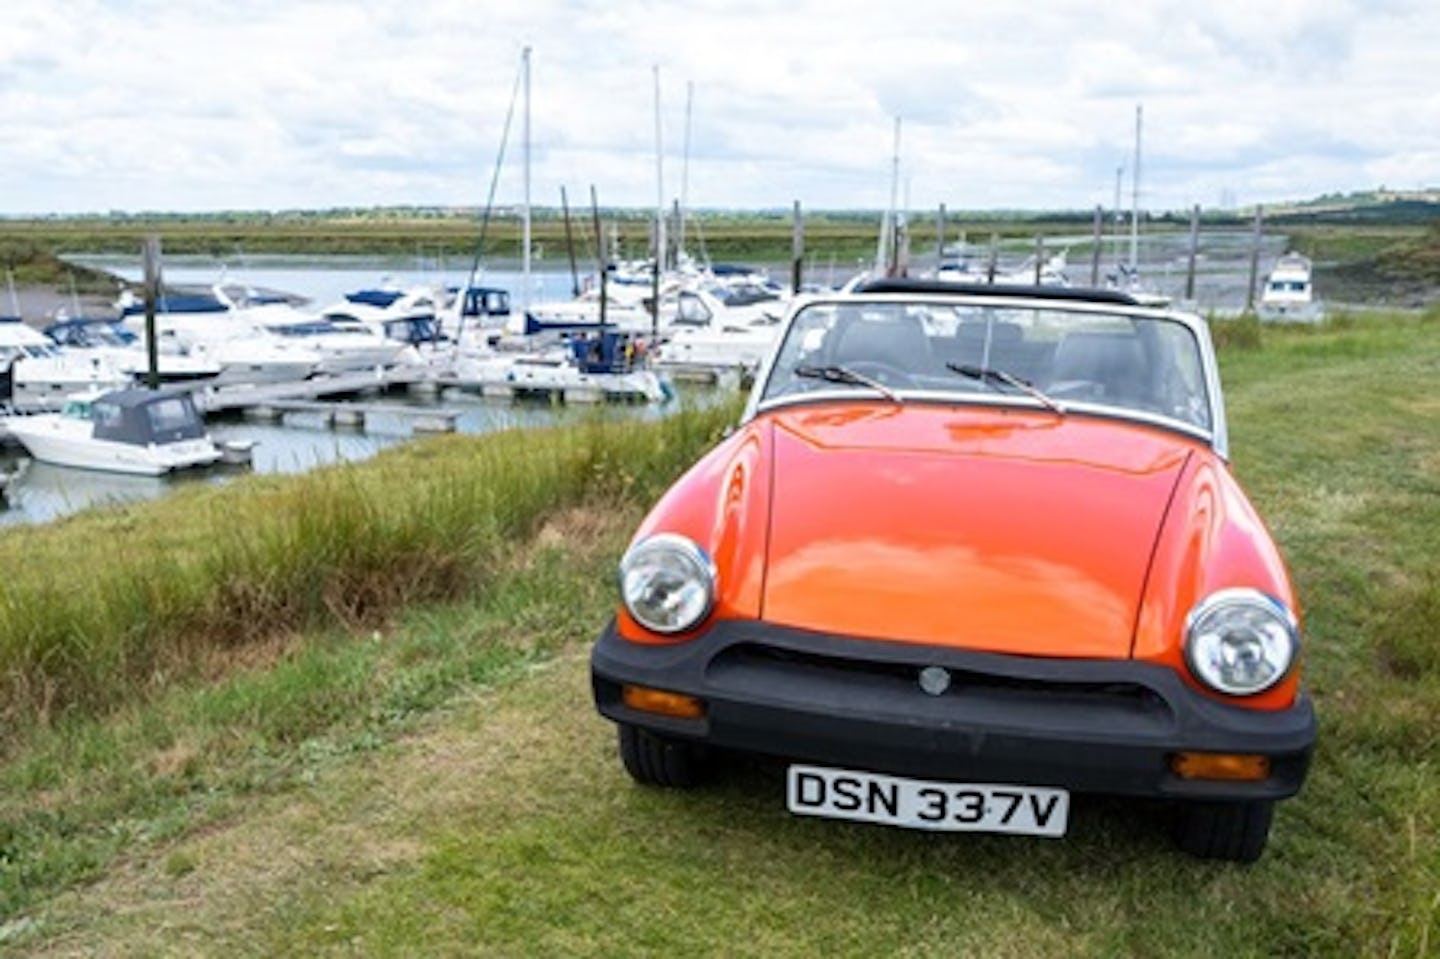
[446,49,669,404]
[1108,105,1171,307]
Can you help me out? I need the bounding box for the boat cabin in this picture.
[67,388,209,445]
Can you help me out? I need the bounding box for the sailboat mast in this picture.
[522,45,532,318]
[679,80,693,263]
[876,117,901,276]
[1129,103,1141,272]
[1113,164,1124,269]
[653,65,666,276]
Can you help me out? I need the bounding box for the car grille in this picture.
[707,641,1177,735]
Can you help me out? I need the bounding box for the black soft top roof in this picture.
[854,278,1141,306]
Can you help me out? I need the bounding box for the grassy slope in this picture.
[4,314,1440,956]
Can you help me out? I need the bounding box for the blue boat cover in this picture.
[345,289,406,308]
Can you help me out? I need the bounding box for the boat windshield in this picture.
[759,299,1213,431]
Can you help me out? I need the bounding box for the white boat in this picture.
[2,317,134,412]
[934,247,1072,287]
[652,287,784,379]
[43,316,223,385]
[3,387,223,475]
[520,281,674,337]
[321,283,446,343]
[452,330,669,403]
[250,304,420,373]
[118,287,325,385]
[1258,252,1324,322]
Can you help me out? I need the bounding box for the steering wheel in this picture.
[843,360,918,389]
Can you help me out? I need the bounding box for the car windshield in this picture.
[759,299,1213,431]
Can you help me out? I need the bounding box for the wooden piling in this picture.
[937,203,947,269]
[1089,205,1102,287]
[141,236,162,391]
[791,200,805,295]
[1185,204,1201,303]
[1246,205,1264,313]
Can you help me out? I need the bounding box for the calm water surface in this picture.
[0,392,688,529]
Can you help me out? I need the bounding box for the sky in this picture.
[2,0,1437,216]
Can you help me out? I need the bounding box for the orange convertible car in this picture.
[591,280,1315,862]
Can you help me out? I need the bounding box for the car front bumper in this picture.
[591,619,1316,801]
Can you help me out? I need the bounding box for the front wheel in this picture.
[617,724,711,788]
[1174,799,1275,863]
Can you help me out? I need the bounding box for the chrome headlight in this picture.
[618,534,717,634]
[1184,588,1299,696]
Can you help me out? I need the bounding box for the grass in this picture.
[0,400,738,733]
[2,314,1440,955]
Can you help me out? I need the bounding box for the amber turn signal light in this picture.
[1170,752,1271,782]
[622,684,706,719]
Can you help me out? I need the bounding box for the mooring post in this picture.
[1246,205,1264,313]
[141,235,162,391]
[1185,203,1201,303]
[936,203,947,269]
[1090,205,1103,287]
[791,200,804,295]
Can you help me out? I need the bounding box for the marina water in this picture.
[1,256,699,528]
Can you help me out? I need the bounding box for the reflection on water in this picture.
[1,387,704,529]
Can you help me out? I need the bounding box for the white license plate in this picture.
[787,765,1069,837]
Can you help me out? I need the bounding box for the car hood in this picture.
[761,403,1194,658]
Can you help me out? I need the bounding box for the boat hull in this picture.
[5,417,222,476]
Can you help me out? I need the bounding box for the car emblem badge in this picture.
[918,666,952,696]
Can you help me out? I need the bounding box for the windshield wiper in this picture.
[794,364,903,403]
[947,362,1064,415]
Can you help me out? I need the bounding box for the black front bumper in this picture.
[592,619,1316,801]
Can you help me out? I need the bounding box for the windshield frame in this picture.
[742,291,1229,458]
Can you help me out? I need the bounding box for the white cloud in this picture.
[0,0,1436,213]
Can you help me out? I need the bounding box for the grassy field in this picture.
[2,210,1217,280]
[2,313,1439,955]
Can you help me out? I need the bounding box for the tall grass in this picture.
[0,401,739,743]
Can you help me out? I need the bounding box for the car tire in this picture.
[617,724,710,788]
[1174,799,1275,863]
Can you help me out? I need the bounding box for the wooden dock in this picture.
[195,367,438,414]
[238,398,464,433]
[195,368,464,433]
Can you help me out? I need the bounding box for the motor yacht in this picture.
[1258,252,1324,322]
[3,387,223,475]
[118,287,324,385]
[44,316,222,385]
[651,287,784,380]
[2,317,133,412]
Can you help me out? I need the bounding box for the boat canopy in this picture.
[456,287,511,319]
[345,289,406,308]
[89,388,208,445]
[44,318,139,347]
[118,293,231,318]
